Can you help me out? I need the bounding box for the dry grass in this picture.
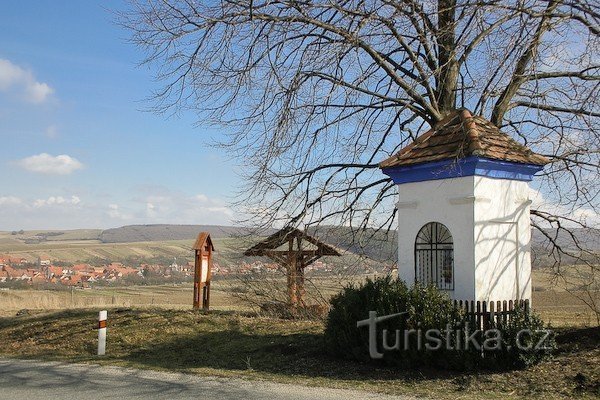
[532,267,600,326]
[0,271,597,399]
[2,271,598,326]
[0,308,597,399]
[0,238,195,263]
[0,282,248,317]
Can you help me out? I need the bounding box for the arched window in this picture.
[415,222,454,290]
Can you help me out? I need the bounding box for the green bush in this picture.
[484,302,555,369]
[324,276,554,371]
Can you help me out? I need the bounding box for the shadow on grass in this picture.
[123,319,600,388]
[1,308,458,383]
[0,308,90,328]
[3,307,598,394]
[555,326,600,353]
[123,327,472,384]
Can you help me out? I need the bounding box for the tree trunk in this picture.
[436,0,458,115]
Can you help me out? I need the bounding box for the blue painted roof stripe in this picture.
[381,156,544,185]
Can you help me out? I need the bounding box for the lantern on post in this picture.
[192,232,214,311]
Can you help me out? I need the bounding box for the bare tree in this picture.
[122,0,599,314]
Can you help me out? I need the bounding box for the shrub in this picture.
[324,276,554,371]
[486,302,555,369]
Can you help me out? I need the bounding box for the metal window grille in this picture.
[415,222,454,290]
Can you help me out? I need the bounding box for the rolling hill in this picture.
[99,224,248,243]
[0,224,597,268]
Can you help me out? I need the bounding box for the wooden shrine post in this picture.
[193,232,214,311]
[245,228,340,308]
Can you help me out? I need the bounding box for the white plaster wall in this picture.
[396,176,475,300]
[396,175,533,302]
[473,176,532,302]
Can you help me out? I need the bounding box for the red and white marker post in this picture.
[98,310,107,356]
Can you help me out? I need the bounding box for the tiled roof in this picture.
[379,109,549,168]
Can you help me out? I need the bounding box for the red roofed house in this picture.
[1,265,19,279]
[43,265,66,280]
[73,263,94,272]
[38,255,51,266]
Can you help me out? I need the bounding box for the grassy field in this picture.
[1,270,597,326]
[0,235,262,267]
[0,270,598,399]
[0,229,247,265]
[0,283,246,317]
[0,308,597,399]
[533,267,600,326]
[0,233,374,271]
[1,229,597,398]
[0,233,195,263]
[0,278,357,316]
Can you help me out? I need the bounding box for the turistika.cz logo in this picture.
[356,311,552,359]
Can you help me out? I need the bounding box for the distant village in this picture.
[0,254,339,288]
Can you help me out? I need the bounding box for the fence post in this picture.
[465,300,475,327]
[482,301,488,330]
[453,298,525,332]
[98,310,107,356]
[496,301,501,325]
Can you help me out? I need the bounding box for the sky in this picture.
[0,2,597,232]
[0,1,240,230]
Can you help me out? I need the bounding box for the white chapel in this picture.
[380,109,549,302]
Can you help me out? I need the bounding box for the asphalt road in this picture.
[0,359,413,400]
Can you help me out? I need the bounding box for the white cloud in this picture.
[33,195,81,208]
[0,196,22,206]
[111,195,233,225]
[107,204,132,221]
[195,194,209,202]
[529,188,547,211]
[17,153,83,175]
[0,194,90,230]
[0,60,23,88]
[137,191,234,224]
[0,59,54,103]
[146,202,156,217]
[26,81,53,103]
[530,188,600,228]
[0,189,235,230]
